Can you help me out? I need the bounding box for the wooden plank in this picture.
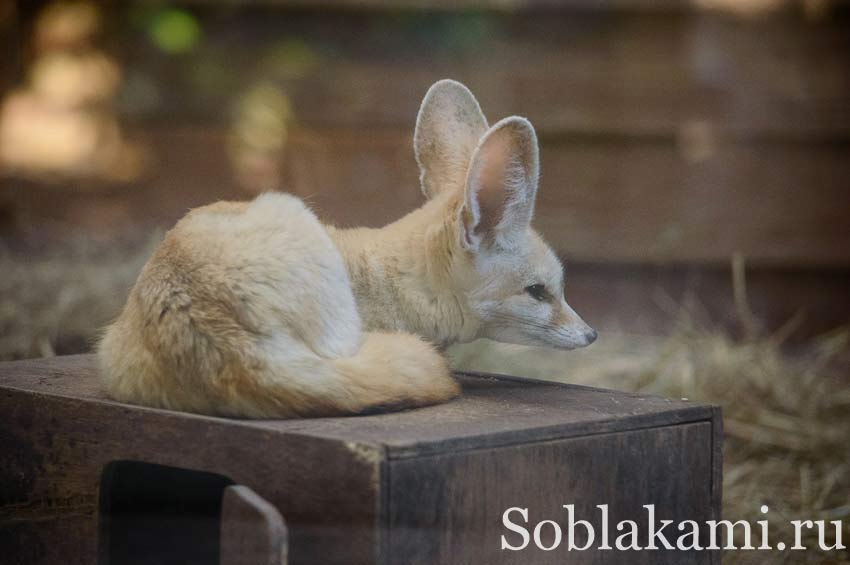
[533,140,850,267]
[4,125,848,266]
[119,10,850,137]
[386,423,718,564]
[291,373,715,459]
[0,355,716,460]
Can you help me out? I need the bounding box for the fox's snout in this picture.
[569,323,598,349]
[477,293,598,352]
[546,311,598,350]
[551,321,597,350]
[558,301,598,349]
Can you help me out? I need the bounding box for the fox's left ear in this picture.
[414,79,489,200]
[460,116,540,251]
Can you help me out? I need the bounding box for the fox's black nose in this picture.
[585,329,598,344]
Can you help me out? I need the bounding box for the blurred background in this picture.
[1,0,849,561]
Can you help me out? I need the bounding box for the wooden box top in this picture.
[0,354,718,459]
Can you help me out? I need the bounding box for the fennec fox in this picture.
[98,79,597,418]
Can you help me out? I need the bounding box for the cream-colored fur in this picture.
[98,79,596,418]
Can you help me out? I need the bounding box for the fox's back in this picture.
[99,193,364,407]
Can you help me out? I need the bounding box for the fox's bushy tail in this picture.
[99,327,459,418]
[215,332,459,418]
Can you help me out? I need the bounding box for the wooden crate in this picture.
[0,355,721,564]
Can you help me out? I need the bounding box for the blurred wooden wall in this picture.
[3,1,849,337]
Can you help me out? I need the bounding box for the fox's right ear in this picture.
[460,117,540,252]
[414,79,488,200]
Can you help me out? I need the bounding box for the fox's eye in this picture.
[524,284,548,301]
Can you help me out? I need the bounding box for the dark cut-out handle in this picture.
[220,485,288,565]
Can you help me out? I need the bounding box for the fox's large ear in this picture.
[460,117,540,251]
[414,79,488,200]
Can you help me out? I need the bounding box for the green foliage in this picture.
[148,8,200,55]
